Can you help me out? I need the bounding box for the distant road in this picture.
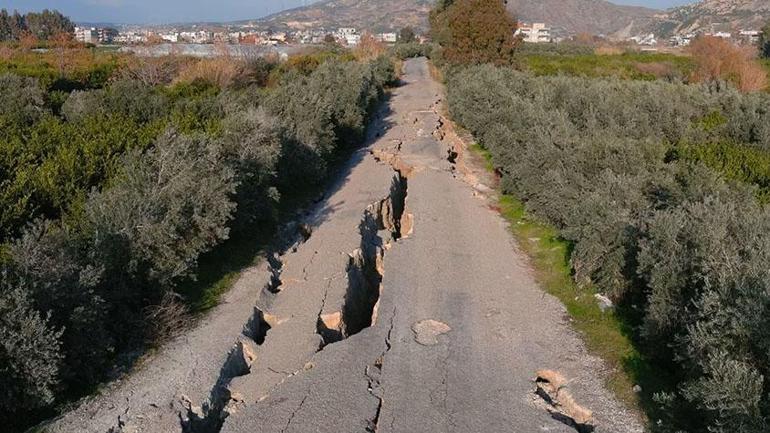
[119,43,313,58]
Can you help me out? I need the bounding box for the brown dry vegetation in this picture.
[354,32,387,61]
[119,55,194,86]
[689,35,767,92]
[173,55,243,88]
[594,45,624,56]
[634,61,675,79]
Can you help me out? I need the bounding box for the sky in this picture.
[0,0,698,24]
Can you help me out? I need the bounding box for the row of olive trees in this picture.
[0,54,396,430]
[446,66,770,433]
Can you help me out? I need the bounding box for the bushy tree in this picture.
[0,274,63,416]
[430,0,519,66]
[639,194,770,432]
[689,35,767,92]
[62,80,168,123]
[265,58,383,189]
[11,220,114,389]
[759,22,770,59]
[23,9,74,40]
[0,73,46,125]
[85,130,236,286]
[218,108,282,228]
[0,9,73,41]
[398,27,416,44]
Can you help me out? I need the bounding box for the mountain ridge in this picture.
[253,0,770,39]
[652,0,770,36]
[253,0,662,36]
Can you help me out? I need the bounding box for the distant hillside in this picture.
[506,0,658,38]
[651,0,770,36]
[255,0,660,36]
[255,0,433,33]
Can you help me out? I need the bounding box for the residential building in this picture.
[708,31,732,39]
[337,27,357,37]
[631,33,657,46]
[344,33,361,46]
[97,28,118,44]
[378,32,398,43]
[160,32,179,43]
[669,33,695,46]
[515,23,551,43]
[74,27,97,44]
[739,30,761,45]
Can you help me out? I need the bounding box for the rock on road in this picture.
[46,58,644,433]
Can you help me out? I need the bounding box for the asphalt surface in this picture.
[44,58,645,433]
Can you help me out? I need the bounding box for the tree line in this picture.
[0,9,74,41]
[0,40,396,430]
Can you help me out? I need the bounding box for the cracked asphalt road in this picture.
[46,58,645,433]
[221,59,644,433]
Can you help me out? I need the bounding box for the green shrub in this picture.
[391,42,434,60]
[219,108,282,228]
[520,52,693,82]
[0,275,63,415]
[0,73,47,125]
[516,42,594,57]
[86,130,236,286]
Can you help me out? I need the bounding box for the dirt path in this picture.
[46,58,644,433]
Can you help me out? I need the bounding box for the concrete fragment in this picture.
[411,319,451,346]
[535,370,594,433]
[594,294,614,312]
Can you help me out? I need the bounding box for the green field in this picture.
[520,51,694,81]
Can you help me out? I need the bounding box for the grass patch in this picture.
[468,143,676,426]
[521,52,693,81]
[672,141,770,203]
[178,225,273,313]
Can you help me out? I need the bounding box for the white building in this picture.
[180,31,213,44]
[269,32,287,42]
[739,30,762,44]
[345,34,361,46]
[160,32,179,43]
[337,28,357,37]
[708,31,732,39]
[631,33,658,46]
[378,32,398,43]
[74,27,97,44]
[516,23,551,43]
[335,27,360,46]
[114,31,147,44]
[669,33,695,46]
